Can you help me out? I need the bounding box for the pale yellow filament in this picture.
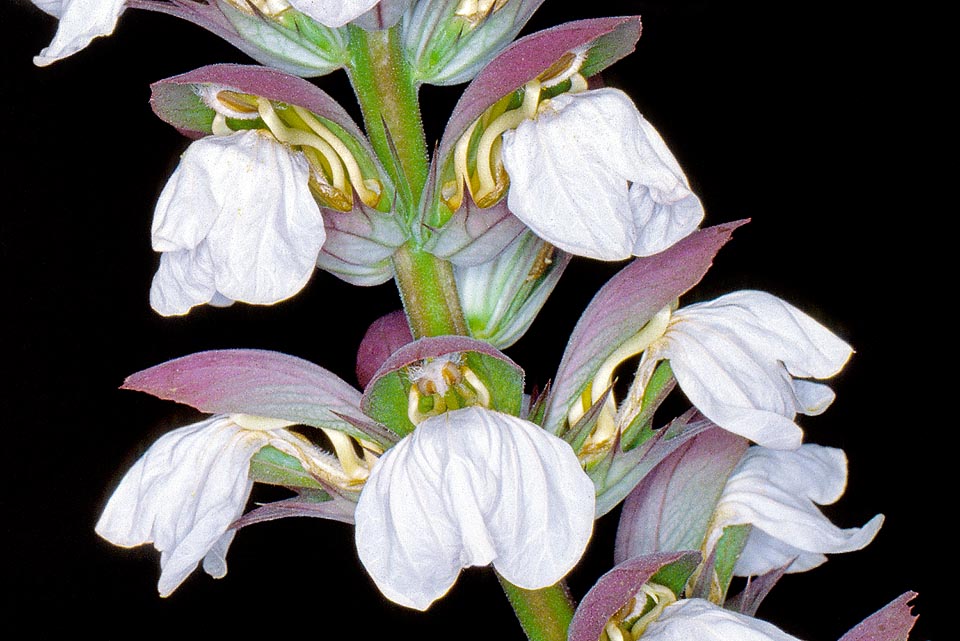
[257,99,349,194]
[292,105,382,207]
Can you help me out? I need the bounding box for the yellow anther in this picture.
[216,90,260,116]
[405,356,493,425]
[537,46,590,89]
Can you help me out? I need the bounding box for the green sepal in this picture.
[249,445,326,491]
[650,552,702,597]
[620,361,676,451]
[711,524,753,603]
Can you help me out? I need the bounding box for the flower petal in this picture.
[502,89,641,260]
[151,130,325,312]
[287,0,381,27]
[33,0,124,66]
[149,245,218,317]
[644,598,802,641]
[710,445,883,576]
[95,416,270,596]
[647,290,853,448]
[354,407,595,610]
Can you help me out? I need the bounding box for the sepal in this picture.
[134,0,349,77]
[402,0,546,86]
[360,335,524,437]
[838,592,919,641]
[568,551,701,641]
[122,349,396,448]
[615,427,749,562]
[455,230,570,348]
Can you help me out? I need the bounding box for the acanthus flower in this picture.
[95,413,355,596]
[147,65,397,314]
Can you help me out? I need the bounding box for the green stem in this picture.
[393,243,468,338]
[346,25,430,217]
[498,576,577,641]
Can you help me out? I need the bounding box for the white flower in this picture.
[706,444,883,576]
[95,415,297,596]
[634,290,853,449]
[287,0,381,27]
[641,598,802,641]
[354,406,595,610]
[500,88,703,260]
[150,130,325,316]
[32,0,125,66]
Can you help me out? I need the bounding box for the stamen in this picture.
[629,583,677,637]
[473,80,541,204]
[321,428,369,482]
[569,306,673,427]
[604,622,627,641]
[231,414,297,431]
[292,106,382,208]
[196,85,261,120]
[269,431,355,489]
[257,99,353,208]
[223,0,292,17]
[455,0,508,24]
[211,113,234,137]
[443,118,482,211]
[537,46,590,89]
[461,368,492,407]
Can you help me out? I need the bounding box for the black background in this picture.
[2,1,938,638]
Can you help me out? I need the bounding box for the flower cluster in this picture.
[27,1,918,639]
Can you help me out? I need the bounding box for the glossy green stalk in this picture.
[346,25,467,338]
[392,244,468,338]
[499,575,577,641]
[346,25,430,217]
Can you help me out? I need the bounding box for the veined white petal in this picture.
[708,445,883,577]
[354,407,595,611]
[287,0,380,27]
[95,416,272,597]
[33,0,125,66]
[501,88,702,260]
[639,290,853,448]
[629,182,704,257]
[149,245,218,317]
[150,130,325,313]
[203,133,326,305]
[502,89,642,260]
[643,598,802,641]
